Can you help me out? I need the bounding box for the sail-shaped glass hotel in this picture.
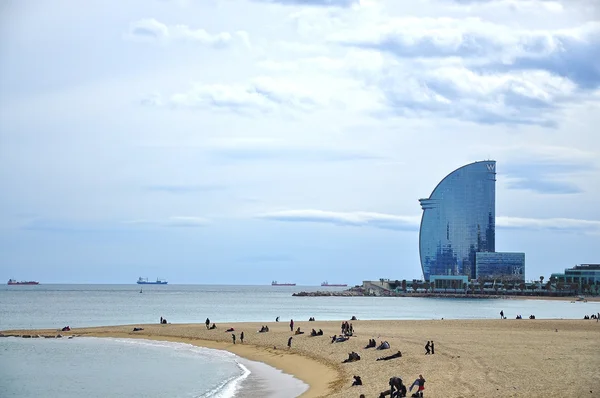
[419,161,497,281]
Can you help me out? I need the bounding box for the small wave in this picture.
[199,361,251,398]
[97,337,252,397]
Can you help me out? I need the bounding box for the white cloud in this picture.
[259,210,600,234]
[497,216,600,233]
[146,76,336,113]
[258,209,421,231]
[127,18,248,48]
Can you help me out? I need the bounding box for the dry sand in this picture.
[4,319,600,397]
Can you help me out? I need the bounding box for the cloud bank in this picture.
[259,210,600,234]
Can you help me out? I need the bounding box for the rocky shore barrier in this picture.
[292,290,501,299]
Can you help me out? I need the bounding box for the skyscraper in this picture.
[419,161,496,280]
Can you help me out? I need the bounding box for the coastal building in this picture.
[550,264,600,286]
[429,275,469,291]
[475,252,525,282]
[419,161,496,280]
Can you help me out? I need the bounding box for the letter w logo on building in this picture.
[486,163,495,171]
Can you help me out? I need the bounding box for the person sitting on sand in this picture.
[331,334,337,343]
[209,323,217,329]
[343,351,361,363]
[365,338,376,349]
[317,329,323,335]
[377,351,402,361]
[377,341,390,350]
[352,375,363,386]
[259,325,267,333]
[295,327,304,335]
[310,328,317,336]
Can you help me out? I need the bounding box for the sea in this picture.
[1,284,598,397]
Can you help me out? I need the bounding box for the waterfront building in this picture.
[475,252,525,282]
[429,275,469,291]
[419,161,496,280]
[550,264,600,286]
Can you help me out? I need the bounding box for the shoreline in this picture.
[3,319,600,397]
[1,327,341,398]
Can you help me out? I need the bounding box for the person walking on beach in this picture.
[160,316,163,324]
[410,374,426,397]
[240,331,244,344]
[431,341,435,355]
[500,310,504,319]
[276,316,279,322]
[424,341,431,355]
[287,336,292,349]
[290,319,294,332]
[205,318,210,329]
[232,334,236,344]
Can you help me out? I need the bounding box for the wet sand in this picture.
[4,319,600,397]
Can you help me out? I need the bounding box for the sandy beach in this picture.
[4,319,600,397]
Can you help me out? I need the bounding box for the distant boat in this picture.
[272,281,296,286]
[7,279,39,285]
[321,281,347,287]
[137,277,168,285]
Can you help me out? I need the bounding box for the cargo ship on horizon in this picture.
[7,279,39,285]
[271,281,296,286]
[321,281,347,287]
[137,277,168,285]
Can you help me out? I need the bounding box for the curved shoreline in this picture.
[1,324,342,398]
[3,319,600,397]
[87,332,337,398]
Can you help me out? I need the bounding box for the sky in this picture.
[1,0,599,285]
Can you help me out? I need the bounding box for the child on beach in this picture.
[409,375,426,397]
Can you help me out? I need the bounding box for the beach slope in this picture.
[3,319,600,397]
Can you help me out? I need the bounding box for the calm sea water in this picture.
[1,284,598,397]
[0,336,307,398]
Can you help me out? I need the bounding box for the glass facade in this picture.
[419,161,496,280]
[551,264,600,285]
[475,252,525,282]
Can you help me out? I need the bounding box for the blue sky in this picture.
[1,0,599,284]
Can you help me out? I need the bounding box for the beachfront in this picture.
[4,319,599,397]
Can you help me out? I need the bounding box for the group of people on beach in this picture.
[341,321,354,336]
[353,374,426,397]
[583,313,599,321]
